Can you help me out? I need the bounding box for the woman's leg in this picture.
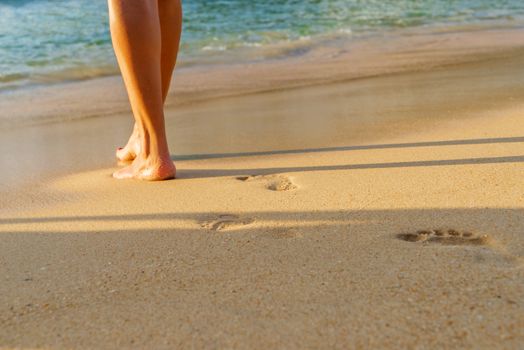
[160,0,183,101]
[108,0,176,180]
[116,0,182,162]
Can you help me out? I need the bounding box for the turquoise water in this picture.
[1,0,524,90]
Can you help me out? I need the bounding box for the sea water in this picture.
[1,0,524,91]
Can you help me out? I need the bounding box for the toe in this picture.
[115,147,125,159]
[116,147,135,162]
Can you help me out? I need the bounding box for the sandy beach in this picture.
[1,25,524,348]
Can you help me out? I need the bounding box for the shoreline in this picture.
[2,24,524,130]
[2,17,523,94]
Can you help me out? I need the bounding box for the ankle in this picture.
[139,130,170,157]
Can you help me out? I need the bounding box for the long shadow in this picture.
[171,136,524,161]
[2,208,523,226]
[2,209,523,269]
[2,208,522,349]
[178,155,524,179]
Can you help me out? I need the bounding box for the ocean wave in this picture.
[2,0,524,91]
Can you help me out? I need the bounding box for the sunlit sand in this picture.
[1,25,524,349]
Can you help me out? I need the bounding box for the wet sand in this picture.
[2,43,524,190]
[1,26,524,349]
[2,24,524,130]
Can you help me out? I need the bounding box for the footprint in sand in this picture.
[397,229,492,246]
[236,174,297,192]
[397,229,524,266]
[199,214,255,231]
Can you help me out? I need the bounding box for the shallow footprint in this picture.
[397,229,491,246]
[200,214,255,231]
[237,174,297,192]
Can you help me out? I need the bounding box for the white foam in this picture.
[201,45,227,52]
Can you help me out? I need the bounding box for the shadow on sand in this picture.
[167,136,524,179]
[172,136,524,161]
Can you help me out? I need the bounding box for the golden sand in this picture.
[1,27,524,349]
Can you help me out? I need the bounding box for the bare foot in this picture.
[113,154,176,181]
[116,124,141,162]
